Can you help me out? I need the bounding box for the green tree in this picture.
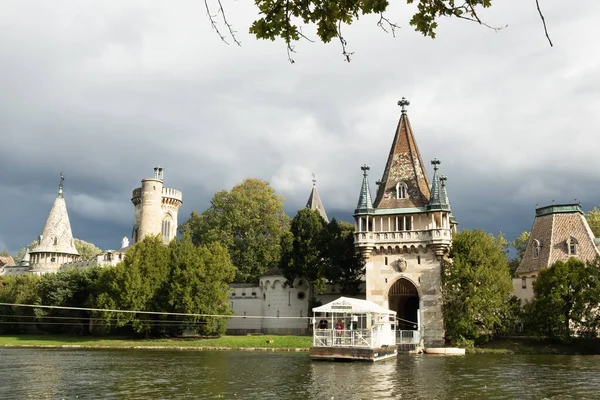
[95,235,170,336]
[321,219,365,295]
[524,258,600,342]
[0,274,41,334]
[509,231,530,276]
[280,208,327,306]
[0,251,10,257]
[442,229,515,345]
[166,234,236,336]
[181,178,290,283]
[14,240,37,264]
[585,207,600,238]
[73,239,102,260]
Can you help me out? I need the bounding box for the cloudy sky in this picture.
[1,0,599,254]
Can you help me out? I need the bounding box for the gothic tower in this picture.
[353,98,456,347]
[29,173,80,274]
[305,174,329,222]
[131,167,183,245]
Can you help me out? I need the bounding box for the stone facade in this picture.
[353,100,455,347]
[131,167,182,245]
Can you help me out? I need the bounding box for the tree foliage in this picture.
[180,178,290,283]
[442,229,516,345]
[281,210,365,311]
[73,238,103,260]
[524,258,600,342]
[585,207,600,238]
[1,234,236,337]
[509,231,530,276]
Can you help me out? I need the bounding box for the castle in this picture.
[0,168,183,275]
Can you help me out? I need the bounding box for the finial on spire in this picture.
[431,158,441,171]
[311,173,316,186]
[440,175,447,187]
[361,164,370,176]
[398,97,410,114]
[58,172,64,197]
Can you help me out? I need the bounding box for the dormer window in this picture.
[568,237,578,255]
[396,182,408,199]
[533,239,541,259]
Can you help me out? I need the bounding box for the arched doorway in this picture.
[388,278,419,331]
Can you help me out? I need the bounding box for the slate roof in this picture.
[355,164,374,214]
[516,204,600,276]
[306,181,329,223]
[373,110,431,209]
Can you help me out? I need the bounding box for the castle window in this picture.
[161,216,172,243]
[568,237,578,255]
[417,255,421,265]
[522,277,527,289]
[384,256,388,265]
[53,237,57,245]
[396,182,408,199]
[533,240,541,259]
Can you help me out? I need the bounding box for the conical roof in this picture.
[355,164,373,214]
[427,159,451,212]
[306,177,329,223]
[30,174,79,256]
[373,99,431,209]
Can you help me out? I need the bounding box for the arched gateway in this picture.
[388,278,419,330]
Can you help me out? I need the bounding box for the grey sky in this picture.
[1,1,599,254]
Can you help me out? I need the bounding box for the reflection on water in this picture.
[1,348,600,399]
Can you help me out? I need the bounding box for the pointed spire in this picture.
[306,174,329,222]
[58,172,64,198]
[355,164,373,213]
[427,159,451,211]
[441,175,457,225]
[30,174,79,257]
[373,98,431,209]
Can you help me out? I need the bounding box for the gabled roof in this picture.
[516,203,600,276]
[306,178,329,223]
[373,102,431,209]
[30,175,79,256]
[0,256,15,267]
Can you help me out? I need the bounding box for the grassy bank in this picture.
[0,334,312,351]
[471,337,600,355]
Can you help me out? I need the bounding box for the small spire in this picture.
[312,173,316,186]
[58,172,65,198]
[431,158,440,171]
[355,164,373,213]
[398,97,410,114]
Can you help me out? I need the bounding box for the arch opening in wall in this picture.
[388,278,419,331]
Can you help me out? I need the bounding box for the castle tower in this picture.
[306,174,329,222]
[131,167,183,245]
[354,98,455,347]
[29,173,80,275]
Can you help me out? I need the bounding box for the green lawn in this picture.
[0,334,312,350]
[472,338,600,355]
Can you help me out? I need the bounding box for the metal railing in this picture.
[313,329,373,348]
[396,330,421,345]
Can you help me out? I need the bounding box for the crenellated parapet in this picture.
[161,187,183,208]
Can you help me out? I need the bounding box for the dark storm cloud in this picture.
[1,0,599,253]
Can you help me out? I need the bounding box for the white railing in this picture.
[355,229,452,245]
[396,330,421,345]
[313,329,373,348]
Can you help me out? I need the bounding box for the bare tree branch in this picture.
[216,0,242,46]
[204,0,228,44]
[535,0,553,47]
[377,13,401,37]
[337,20,354,63]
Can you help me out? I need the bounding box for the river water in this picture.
[1,348,600,399]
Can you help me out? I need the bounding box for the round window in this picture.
[297,292,306,300]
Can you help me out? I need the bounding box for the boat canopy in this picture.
[313,297,396,317]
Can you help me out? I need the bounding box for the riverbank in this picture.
[472,337,600,355]
[0,334,312,351]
